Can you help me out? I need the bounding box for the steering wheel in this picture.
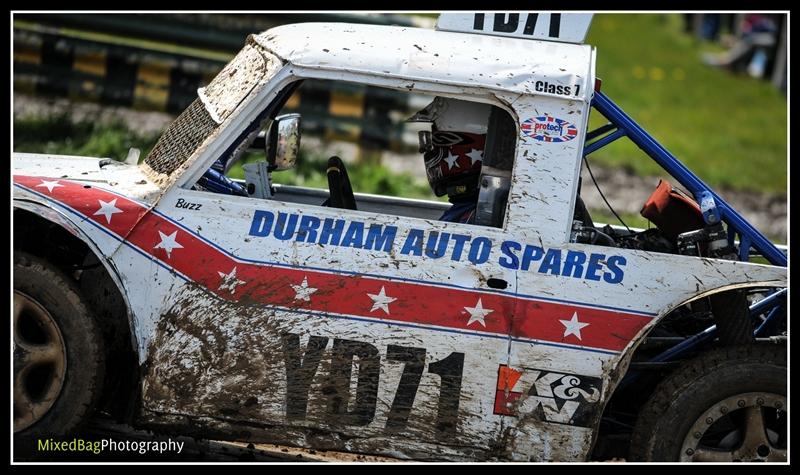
[326,156,357,210]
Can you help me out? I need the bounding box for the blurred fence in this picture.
[13,13,430,153]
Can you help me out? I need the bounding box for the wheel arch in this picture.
[592,280,786,459]
[615,278,787,385]
[14,200,142,421]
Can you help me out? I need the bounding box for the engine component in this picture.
[570,220,617,247]
[677,223,738,259]
[611,227,675,254]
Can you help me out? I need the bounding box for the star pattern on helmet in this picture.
[466,148,484,166]
[443,151,461,170]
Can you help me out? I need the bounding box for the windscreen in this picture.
[144,39,282,177]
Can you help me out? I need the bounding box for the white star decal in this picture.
[367,286,397,314]
[559,312,590,341]
[36,179,64,193]
[466,148,484,166]
[464,298,493,327]
[153,230,183,259]
[443,151,461,170]
[291,277,317,302]
[93,198,122,224]
[217,267,246,295]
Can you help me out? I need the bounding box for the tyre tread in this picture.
[629,344,786,461]
[14,251,106,437]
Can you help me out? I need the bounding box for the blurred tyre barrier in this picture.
[13,13,427,154]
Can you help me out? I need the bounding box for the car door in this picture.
[140,182,520,458]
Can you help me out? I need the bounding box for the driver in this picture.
[407,97,492,224]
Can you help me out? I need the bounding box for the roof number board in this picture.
[436,12,594,44]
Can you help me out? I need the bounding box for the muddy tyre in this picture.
[14,251,105,438]
[629,344,786,462]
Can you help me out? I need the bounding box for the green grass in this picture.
[13,114,160,161]
[586,14,787,194]
[588,209,654,231]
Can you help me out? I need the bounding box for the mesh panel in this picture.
[202,43,266,123]
[144,99,219,176]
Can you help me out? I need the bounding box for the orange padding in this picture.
[640,179,705,240]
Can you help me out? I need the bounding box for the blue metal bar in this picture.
[739,235,752,262]
[585,122,617,141]
[590,92,786,267]
[618,289,786,388]
[583,128,626,156]
[650,289,786,362]
[755,305,783,337]
[615,325,717,389]
[650,325,717,363]
[749,288,787,314]
[751,288,786,338]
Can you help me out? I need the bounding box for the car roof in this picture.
[254,22,595,102]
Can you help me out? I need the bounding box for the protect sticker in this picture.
[521,116,578,143]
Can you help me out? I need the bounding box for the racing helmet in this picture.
[407,97,491,197]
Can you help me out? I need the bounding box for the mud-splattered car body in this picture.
[13,15,786,461]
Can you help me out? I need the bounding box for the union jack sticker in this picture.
[521,116,579,143]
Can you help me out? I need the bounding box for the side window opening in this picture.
[194,78,517,230]
[475,107,516,228]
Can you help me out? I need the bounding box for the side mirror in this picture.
[266,113,301,171]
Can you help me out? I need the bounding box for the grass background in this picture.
[586,14,786,194]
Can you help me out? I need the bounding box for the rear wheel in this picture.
[629,344,786,462]
[14,251,105,438]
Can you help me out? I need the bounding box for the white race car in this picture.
[13,13,786,462]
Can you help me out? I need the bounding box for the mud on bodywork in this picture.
[140,284,503,460]
[139,277,621,461]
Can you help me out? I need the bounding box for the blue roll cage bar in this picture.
[587,92,787,385]
[588,92,786,267]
